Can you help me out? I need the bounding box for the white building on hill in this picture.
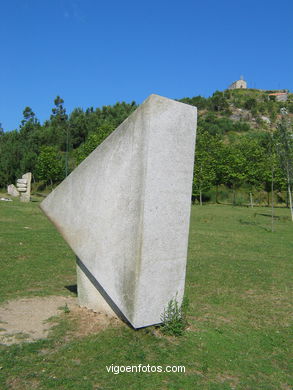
[229,76,247,90]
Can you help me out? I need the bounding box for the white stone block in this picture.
[40,94,197,328]
[16,184,27,189]
[7,184,19,197]
[17,179,28,184]
[19,173,31,203]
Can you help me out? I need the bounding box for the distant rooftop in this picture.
[267,92,288,96]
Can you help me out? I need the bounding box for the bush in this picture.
[160,294,189,336]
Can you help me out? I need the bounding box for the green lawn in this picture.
[0,198,292,390]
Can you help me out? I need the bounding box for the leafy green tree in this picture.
[49,96,69,151]
[75,123,115,165]
[209,91,229,112]
[35,146,64,187]
[0,130,23,186]
[210,140,230,203]
[20,107,38,127]
[17,107,42,174]
[193,131,217,205]
[51,96,67,121]
[68,108,88,148]
[287,102,293,114]
[260,132,285,207]
[244,98,257,111]
[223,142,247,205]
[75,133,100,165]
[237,136,267,207]
[275,110,293,220]
[199,114,250,136]
[179,96,208,110]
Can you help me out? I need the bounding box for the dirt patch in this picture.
[0,296,78,345]
[0,296,122,346]
[6,377,40,390]
[64,306,121,339]
[215,373,240,389]
[280,384,292,390]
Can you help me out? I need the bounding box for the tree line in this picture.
[193,117,292,207]
[0,91,292,214]
[0,96,137,187]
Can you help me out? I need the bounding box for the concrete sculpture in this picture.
[40,94,197,328]
[16,172,32,202]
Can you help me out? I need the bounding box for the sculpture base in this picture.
[20,193,30,202]
[76,263,117,317]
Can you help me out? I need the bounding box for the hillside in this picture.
[181,88,293,135]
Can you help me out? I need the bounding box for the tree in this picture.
[51,96,67,122]
[68,108,88,148]
[50,96,70,175]
[75,133,100,165]
[35,146,64,187]
[75,123,116,165]
[193,131,217,205]
[275,109,293,221]
[223,142,247,205]
[211,140,230,203]
[17,107,42,176]
[209,91,229,112]
[0,130,22,186]
[244,98,257,111]
[20,107,38,127]
[238,136,267,207]
[179,95,208,110]
[50,96,69,151]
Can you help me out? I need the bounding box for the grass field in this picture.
[0,197,292,389]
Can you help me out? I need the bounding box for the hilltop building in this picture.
[229,76,247,90]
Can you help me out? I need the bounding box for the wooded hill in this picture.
[0,89,292,207]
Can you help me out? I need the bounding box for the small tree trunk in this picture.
[233,188,236,206]
[249,192,254,208]
[199,189,202,206]
[216,185,219,204]
[271,167,274,232]
[288,184,293,222]
[267,191,270,207]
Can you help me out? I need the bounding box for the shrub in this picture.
[160,294,189,336]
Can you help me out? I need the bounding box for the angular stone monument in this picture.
[7,184,19,197]
[16,173,32,202]
[40,94,197,328]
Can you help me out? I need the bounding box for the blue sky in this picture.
[0,0,292,131]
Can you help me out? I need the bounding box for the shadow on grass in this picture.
[238,218,271,232]
[254,213,290,222]
[65,285,78,295]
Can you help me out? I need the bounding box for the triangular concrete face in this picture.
[40,94,197,328]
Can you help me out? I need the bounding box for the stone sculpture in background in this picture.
[40,95,197,328]
[7,184,19,197]
[16,172,32,202]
